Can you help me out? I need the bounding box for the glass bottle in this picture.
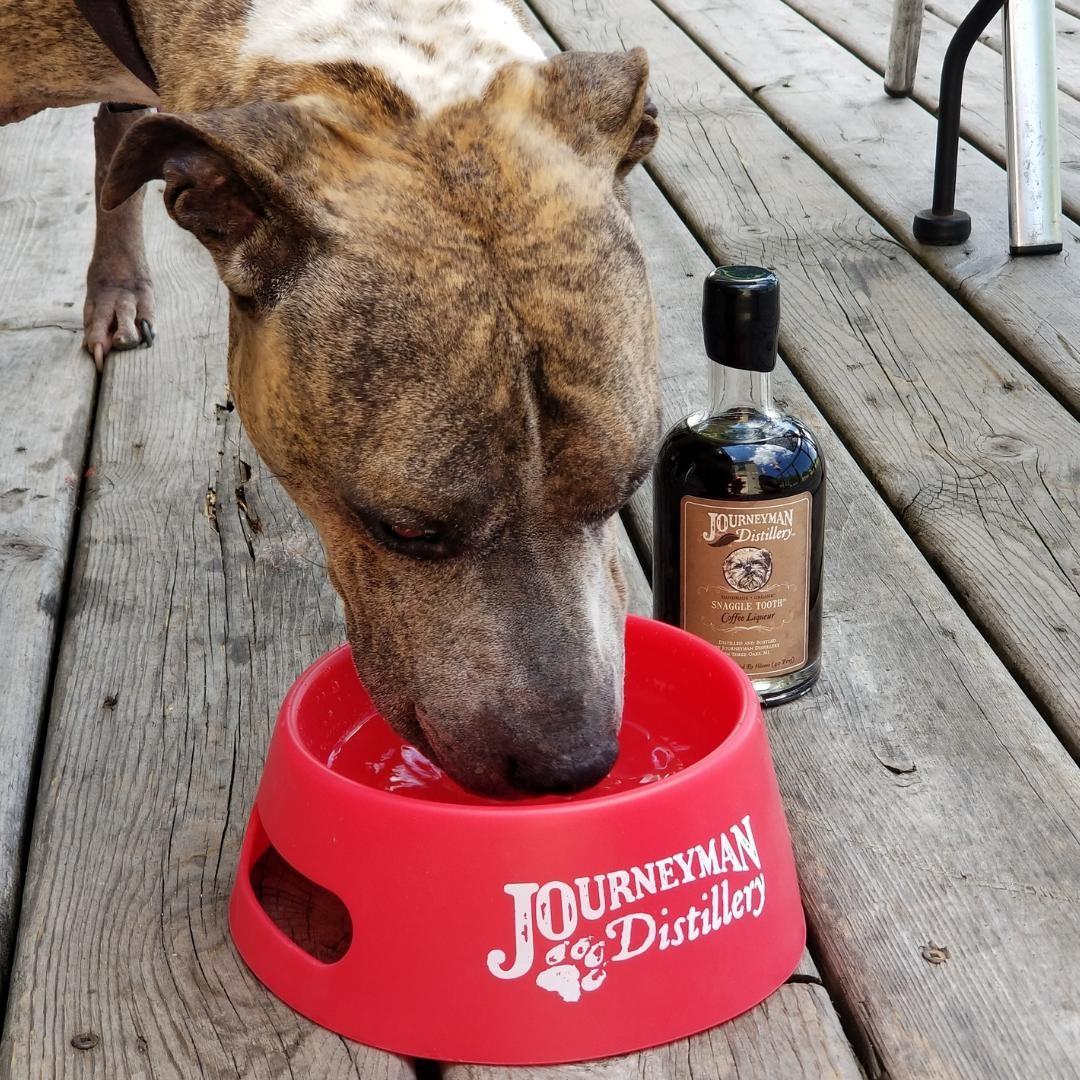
[652,266,825,705]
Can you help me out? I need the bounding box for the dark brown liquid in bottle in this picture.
[653,411,825,705]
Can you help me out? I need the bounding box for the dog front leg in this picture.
[84,103,155,370]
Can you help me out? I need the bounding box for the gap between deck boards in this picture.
[930,0,1080,106]
[778,0,1080,230]
[0,108,101,1020]
[0,374,98,1027]
[642,0,1080,760]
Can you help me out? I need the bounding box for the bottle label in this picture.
[680,493,811,677]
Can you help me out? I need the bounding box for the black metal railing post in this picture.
[913,0,1007,245]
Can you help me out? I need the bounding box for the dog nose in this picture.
[507,741,619,796]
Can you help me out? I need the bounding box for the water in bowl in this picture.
[326,696,700,806]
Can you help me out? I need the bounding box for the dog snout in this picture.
[506,737,620,796]
[496,677,623,797]
[413,678,624,799]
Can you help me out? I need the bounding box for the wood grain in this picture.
[604,0,1080,753]
[0,108,97,995]
[525,0,1080,1075]
[626,156,1080,1080]
[885,0,925,97]
[928,0,1080,105]
[446,982,863,1080]
[780,0,1080,225]
[0,146,416,1078]
[663,0,1080,422]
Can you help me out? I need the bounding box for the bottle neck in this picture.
[708,362,778,419]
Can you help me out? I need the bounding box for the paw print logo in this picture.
[535,936,608,1003]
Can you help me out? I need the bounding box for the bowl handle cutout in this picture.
[233,811,354,968]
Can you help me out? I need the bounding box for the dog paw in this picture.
[535,937,608,1002]
[83,275,155,371]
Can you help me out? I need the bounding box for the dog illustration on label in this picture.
[723,547,774,593]
[535,937,608,1003]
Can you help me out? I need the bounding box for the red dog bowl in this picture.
[229,615,805,1065]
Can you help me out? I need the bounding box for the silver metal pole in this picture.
[1003,0,1062,254]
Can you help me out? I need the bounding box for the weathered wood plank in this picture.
[622,157,1080,1079]
[0,156,416,1077]
[664,0,1080,418]
[928,0,1080,106]
[780,0,1080,225]
[541,0,1080,754]
[445,954,854,1080]
[445,981,862,1080]
[526,1,1080,1076]
[0,108,97,997]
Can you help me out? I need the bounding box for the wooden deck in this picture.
[2,0,1080,1075]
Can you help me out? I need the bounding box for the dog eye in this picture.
[370,516,450,558]
[387,523,439,542]
[340,495,454,558]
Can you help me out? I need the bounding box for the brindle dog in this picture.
[0,0,660,797]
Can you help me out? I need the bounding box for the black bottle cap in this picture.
[702,265,780,372]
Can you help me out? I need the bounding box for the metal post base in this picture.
[913,208,972,244]
[914,0,1063,255]
[912,0,1005,246]
[1003,0,1062,254]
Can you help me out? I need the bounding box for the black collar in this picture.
[74,0,159,95]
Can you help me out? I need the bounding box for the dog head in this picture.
[723,547,774,593]
[103,50,660,797]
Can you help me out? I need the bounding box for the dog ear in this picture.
[539,48,659,177]
[102,103,325,307]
